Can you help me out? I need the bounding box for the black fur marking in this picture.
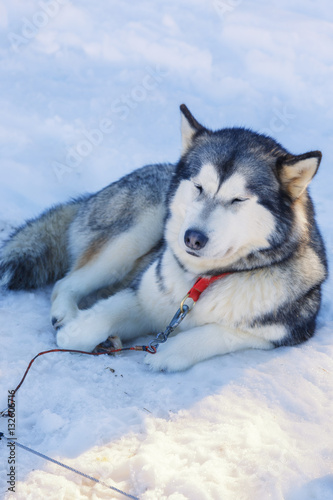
[180,104,206,133]
[129,240,164,292]
[155,251,167,293]
[170,250,187,273]
[1,250,63,290]
[252,285,322,347]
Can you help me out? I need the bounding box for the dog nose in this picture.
[184,229,208,250]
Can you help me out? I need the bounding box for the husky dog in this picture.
[0,105,327,371]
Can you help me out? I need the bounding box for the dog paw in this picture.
[51,279,80,329]
[144,340,194,372]
[56,309,111,352]
[51,299,78,329]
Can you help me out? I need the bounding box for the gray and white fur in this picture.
[0,105,328,371]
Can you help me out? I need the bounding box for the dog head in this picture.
[165,105,322,275]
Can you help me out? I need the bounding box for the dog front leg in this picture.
[145,324,274,372]
[56,289,149,352]
[51,207,165,329]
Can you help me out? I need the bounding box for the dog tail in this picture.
[0,199,83,290]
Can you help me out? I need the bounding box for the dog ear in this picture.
[180,104,206,154]
[278,151,322,200]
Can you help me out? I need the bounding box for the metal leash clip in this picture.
[148,303,190,352]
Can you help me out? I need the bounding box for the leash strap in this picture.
[187,273,230,302]
[0,433,139,500]
[1,346,155,417]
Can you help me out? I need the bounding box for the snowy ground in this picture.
[1,1,333,499]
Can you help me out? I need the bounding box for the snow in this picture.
[0,0,333,498]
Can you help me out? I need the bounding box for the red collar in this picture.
[187,273,230,303]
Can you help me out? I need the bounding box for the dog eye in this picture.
[194,184,203,194]
[231,197,247,204]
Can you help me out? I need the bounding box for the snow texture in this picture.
[0,1,333,499]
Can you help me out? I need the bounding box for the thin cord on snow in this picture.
[0,433,139,500]
[1,345,156,416]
